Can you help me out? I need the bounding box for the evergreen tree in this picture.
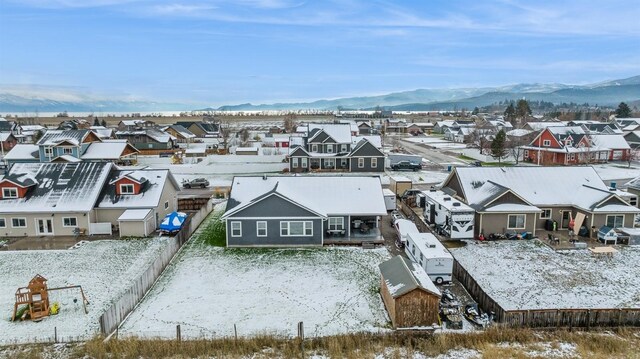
[504,102,516,124]
[616,102,632,118]
[472,107,479,115]
[515,99,532,120]
[490,130,508,164]
[93,117,100,126]
[101,119,107,127]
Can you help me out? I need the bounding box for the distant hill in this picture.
[212,75,640,111]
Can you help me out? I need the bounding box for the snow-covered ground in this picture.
[0,238,171,344]
[451,240,640,311]
[403,136,467,149]
[119,241,391,339]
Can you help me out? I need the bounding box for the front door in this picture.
[561,211,570,229]
[36,219,54,235]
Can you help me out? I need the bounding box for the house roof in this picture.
[1,173,39,187]
[0,132,15,142]
[352,135,382,149]
[506,129,533,137]
[116,129,175,143]
[308,124,353,143]
[379,256,441,299]
[164,124,196,139]
[224,176,387,217]
[81,140,139,160]
[589,134,630,150]
[37,130,93,146]
[0,162,113,213]
[118,208,152,221]
[3,144,40,161]
[89,126,115,139]
[97,169,179,209]
[449,166,639,213]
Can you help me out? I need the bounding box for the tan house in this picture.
[441,166,640,238]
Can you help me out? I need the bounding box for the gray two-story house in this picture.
[222,176,387,247]
[288,124,384,172]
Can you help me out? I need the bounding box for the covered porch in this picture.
[309,156,350,171]
[323,215,384,245]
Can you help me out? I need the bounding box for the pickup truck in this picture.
[183,178,210,189]
[391,160,422,171]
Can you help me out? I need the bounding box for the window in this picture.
[280,221,313,236]
[341,144,348,152]
[62,147,73,154]
[606,215,624,228]
[542,139,551,147]
[524,150,529,158]
[311,144,318,152]
[120,184,135,194]
[164,201,169,210]
[230,221,242,237]
[44,147,53,157]
[0,218,5,228]
[326,145,333,153]
[540,209,552,219]
[570,153,575,161]
[328,217,344,230]
[630,197,637,207]
[324,159,335,168]
[358,158,364,168]
[63,217,77,227]
[507,214,525,229]
[301,158,307,167]
[371,158,378,168]
[292,158,299,168]
[12,218,27,228]
[2,188,18,199]
[256,221,267,237]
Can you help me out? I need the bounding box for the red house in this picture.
[522,126,611,165]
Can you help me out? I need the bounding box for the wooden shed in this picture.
[389,176,412,198]
[379,256,441,329]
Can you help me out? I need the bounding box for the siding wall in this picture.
[477,212,535,236]
[226,218,323,246]
[0,212,90,237]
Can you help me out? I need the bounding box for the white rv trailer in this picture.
[405,232,453,284]
[382,188,397,211]
[393,219,420,247]
[423,189,475,239]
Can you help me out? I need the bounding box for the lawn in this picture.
[118,233,392,339]
[0,238,171,344]
[450,240,640,311]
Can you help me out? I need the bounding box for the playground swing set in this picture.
[11,274,89,322]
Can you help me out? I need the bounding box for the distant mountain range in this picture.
[211,75,640,111]
[1,75,639,113]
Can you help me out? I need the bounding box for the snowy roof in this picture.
[482,203,542,212]
[20,125,46,131]
[164,125,196,139]
[526,121,565,131]
[0,132,14,141]
[53,154,82,163]
[81,140,139,160]
[0,162,113,213]
[353,135,382,148]
[236,147,258,152]
[224,176,387,217]
[308,124,353,143]
[407,232,453,261]
[97,169,179,209]
[423,190,474,212]
[450,166,639,212]
[379,256,441,299]
[118,208,152,221]
[116,129,175,143]
[506,129,533,137]
[395,219,420,243]
[89,127,114,139]
[589,134,631,150]
[3,144,39,160]
[37,130,91,146]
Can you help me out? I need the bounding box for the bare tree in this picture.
[628,147,640,168]
[219,121,231,153]
[470,127,492,155]
[506,135,528,165]
[240,128,250,146]
[283,114,297,133]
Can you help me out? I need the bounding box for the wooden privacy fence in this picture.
[454,261,640,329]
[99,201,212,336]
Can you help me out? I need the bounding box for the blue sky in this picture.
[1,0,639,107]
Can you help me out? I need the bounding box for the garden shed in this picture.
[118,209,156,237]
[379,256,441,329]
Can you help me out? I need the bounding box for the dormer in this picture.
[110,173,148,195]
[0,175,38,199]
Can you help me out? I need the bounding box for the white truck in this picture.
[405,231,454,284]
[423,189,475,239]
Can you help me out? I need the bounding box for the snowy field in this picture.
[451,240,640,311]
[0,238,171,344]
[119,240,391,339]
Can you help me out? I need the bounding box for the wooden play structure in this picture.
[11,274,90,322]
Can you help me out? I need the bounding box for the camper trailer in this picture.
[382,188,397,211]
[394,219,420,248]
[405,232,453,284]
[423,189,475,239]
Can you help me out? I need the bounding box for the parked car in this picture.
[471,160,482,167]
[390,210,403,224]
[183,178,210,188]
[391,160,422,171]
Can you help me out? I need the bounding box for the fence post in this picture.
[298,321,304,358]
[176,324,181,342]
[234,324,238,342]
[586,309,591,331]
[54,327,57,343]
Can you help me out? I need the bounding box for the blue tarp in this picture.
[160,211,187,232]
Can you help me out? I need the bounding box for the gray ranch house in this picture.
[222,176,387,247]
[288,123,384,173]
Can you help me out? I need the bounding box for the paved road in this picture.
[396,137,472,167]
[178,187,215,198]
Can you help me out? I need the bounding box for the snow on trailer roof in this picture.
[379,256,441,298]
[395,219,419,241]
[224,176,387,217]
[118,208,152,221]
[0,162,113,213]
[423,190,474,212]
[407,232,453,261]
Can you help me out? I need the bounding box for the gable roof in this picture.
[97,169,179,209]
[81,140,140,160]
[0,162,113,213]
[349,138,384,156]
[307,124,352,143]
[223,176,387,217]
[116,129,175,143]
[164,124,196,139]
[447,166,640,213]
[3,144,40,161]
[589,134,631,150]
[37,129,97,146]
[379,256,441,298]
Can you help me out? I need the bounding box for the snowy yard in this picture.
[403,136,467,149]
[0,238,171,344]
[451,240,640,311]
[119,240,392,339]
